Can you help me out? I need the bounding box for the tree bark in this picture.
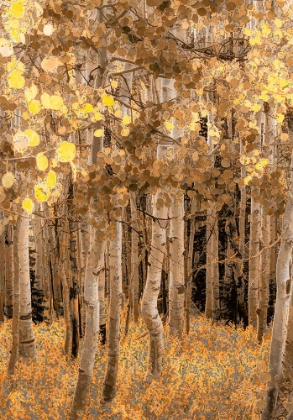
[18,215,37,359]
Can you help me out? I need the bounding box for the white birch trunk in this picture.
[261,149,293,419]
[18,215,37,359]
[103,218,123,401]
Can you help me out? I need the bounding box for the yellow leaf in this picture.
[34,184,50,202]
[22,198,34,215]
[50,95,63,110]
[111,80,119,89]
[121,128,130,137]
[164,121,175,131]
[46,170,57,189]
[94,129,104,137]
[24,129,40,147]
[251,104,262,112]
[101,93,114,107]
[57,141,76,162]
[208,129,220,138]
[36,153,48,171]
[2,172,15,188]
[275,18,283,28]
[261,23,271,36]
[84,103,93,112]
[25,84,38,102]
[8,70,25,89]
[7,60,25,73]
[10,1,25,18]
[243,28,251,36]
[276,113,284,123]
[28,100,41,115]
[122,115,131,126]
[41,93,51,109]
[255,158,269,171]
[261,91,269,101]
[92,111,103,122]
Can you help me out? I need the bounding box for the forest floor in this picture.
[0,309,277,420]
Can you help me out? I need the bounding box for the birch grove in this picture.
[2,0,293,418]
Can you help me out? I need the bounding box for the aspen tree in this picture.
[8,222,20,373]
[185,198,199,334]
[72,13,110,411]
[0,225,4,323]
[261,147,293,419]
[205,102,220,321]
[4,225,13,318]
[141,180,167,380]
[71,233,106,416]
[18,214,37,359]
[248,111,262,328]
[141,76,169,379]
[103,218,123,400]
[257,107,276,343]
[130,191,140,322]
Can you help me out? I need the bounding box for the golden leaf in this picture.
[94,129,104,137]
[2,172,15,188]
[164,121,175,131]
[41,93,51,109]
[57,141,76,162]
[22,198,34,214]
[101,93,114,107]
[36,153,48,171]
[28,100,41,114]
[50,95,63,111]
[24,129,40,147]
[122,115,131,126]
[8,70,25,89]
[34,184,50,202]
[10,1,25,18]
[46,170,57,189]
[25,84,38,103]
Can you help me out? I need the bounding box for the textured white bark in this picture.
[8,224,20,373]
[258,110,276,342]
[261,150,293,419]
[169,195,185,338]
[103,219,123,401]
[205,201,220,320]
[18,216,36,359]
[141,184,167,380]
[130,191,140,322]
[248,111,262,328]
[72,229,105,415]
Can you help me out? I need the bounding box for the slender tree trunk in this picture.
[71,234,106,417]
[130,191,140,322]
[169,194,185,338]
[141,189,167,381]
[103,218,123,401]
[0,227,5,323]
[4,225,13,318]
[261,150,293,419]
[18,215,37,359]
[205,201,220,320]
[185,198,198,334]
[8,223,20,373]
